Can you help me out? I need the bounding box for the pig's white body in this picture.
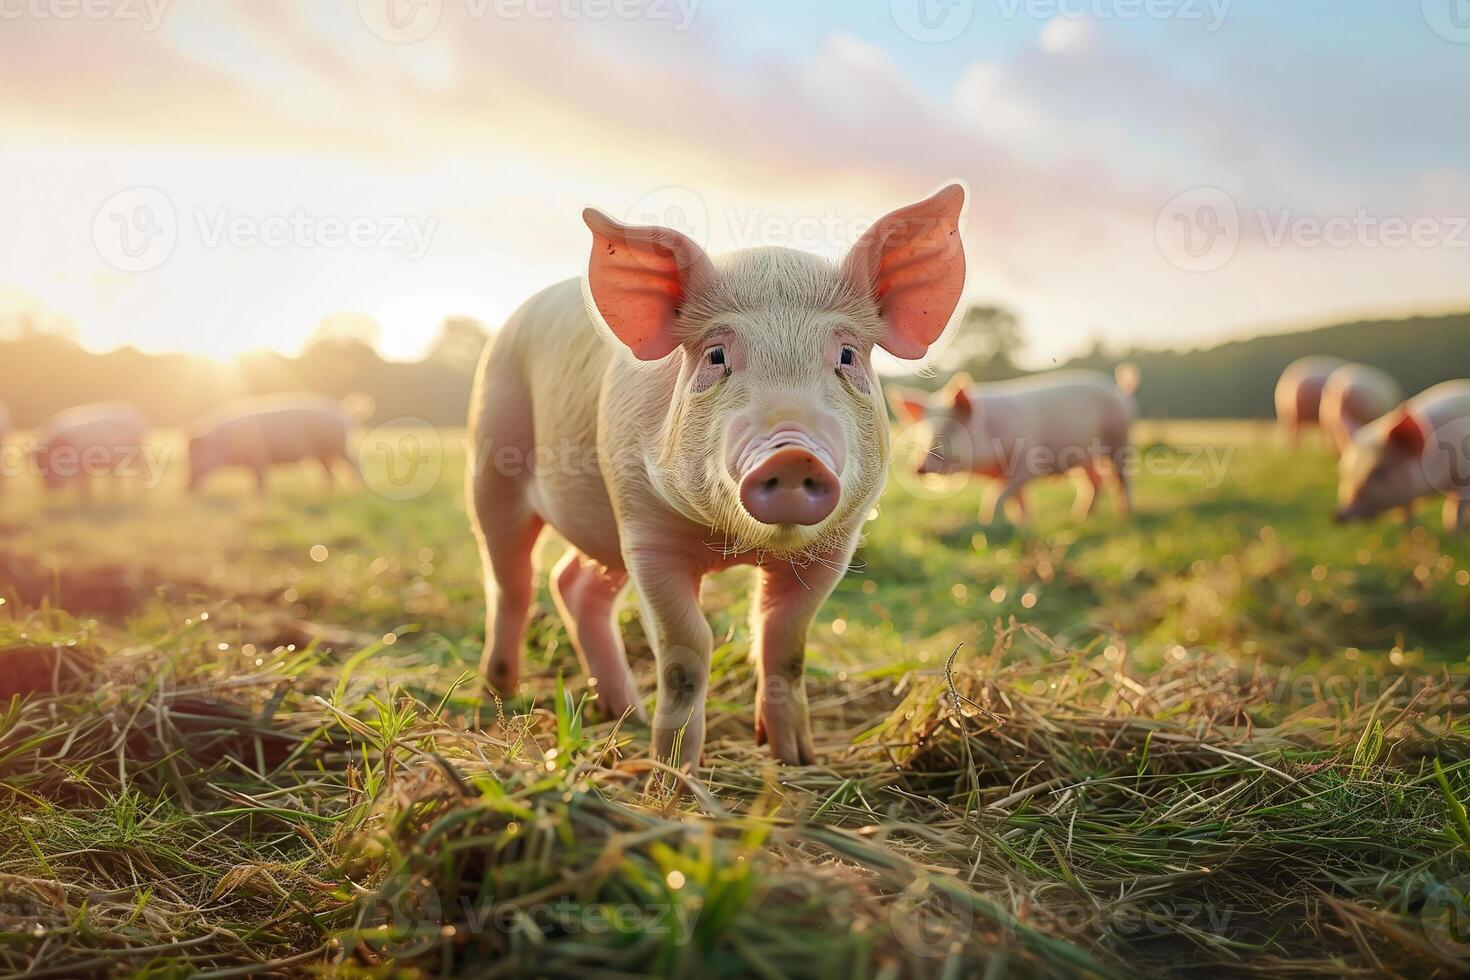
[1320,364,1402,453]
[469,185,969,770]
[1275,355,1346,446]
[188,395,359,492]
[892,369,1136,523]
[1337,380,1470,532]
[0,400,10,493]
[33,402,147,492]
[960,370,1135,476]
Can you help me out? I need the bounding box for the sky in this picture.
[1,0,1468,366]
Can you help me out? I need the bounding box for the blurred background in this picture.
[3,0,1470,424]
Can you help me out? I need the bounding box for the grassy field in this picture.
[3,421,1470,977]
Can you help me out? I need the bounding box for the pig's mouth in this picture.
[732,428,842,529]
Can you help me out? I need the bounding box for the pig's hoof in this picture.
[754,709,817,765]
[595,698,649,726]
[480,655,519,699]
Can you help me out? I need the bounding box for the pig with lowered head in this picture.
[188,395,362,493]
[0,399,9,493]
[32,402,147,494]
[468,184,967,768]
[1319,363,1402,454]
[1336,380,1470,533]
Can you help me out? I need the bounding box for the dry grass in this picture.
[3,432,1470,976]
[3,608,1469,978]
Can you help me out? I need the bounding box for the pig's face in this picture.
[651,251,891,555]
[888,381,981,478]
[1336,411,1430,523]
[582,184,968,557]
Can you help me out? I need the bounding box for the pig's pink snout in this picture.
[739,447,840,526]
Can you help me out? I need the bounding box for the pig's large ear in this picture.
[1386,408,1427,455]
[844,182,967,360]
[583,208,714,361]
[943,371,974,421]
[886,385,928,424]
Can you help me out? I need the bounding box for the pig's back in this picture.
[1276,356,1346,418]
[473,278,623,565]
[1324,364,1400,424]
[1411,380,1470,432]
[982,371,1133,452]
[200,398,349,463]
[40,402,145,448]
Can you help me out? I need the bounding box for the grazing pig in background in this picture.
[1275,355,1346,447]
[888,367,1139,524]
[188,395,362,493]
[1320,363,1402,454]
[1336,380,1470,533]
[32,402,147,495]
[468,184,967,769]
[0,400,9,494]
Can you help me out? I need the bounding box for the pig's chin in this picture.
[729,513,848,560]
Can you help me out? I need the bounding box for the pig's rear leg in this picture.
[317,455,336,490]
[1109,450,1133,517]
[472,492,544,698]
[1445,495,1468,533]
[550,550,643,721]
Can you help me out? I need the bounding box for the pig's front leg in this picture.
[1445,495,1468,534]
[984,474,1030,525]
[752,542,855,765]
[626,548,713,772]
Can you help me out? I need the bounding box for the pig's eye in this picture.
[835,343,869,392]
[692,342,731,392]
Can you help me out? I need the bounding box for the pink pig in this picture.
[1319,363,1402,454]
[0,400,9,494]
[1275,355,1346,447]
[31,402,148,495]
[467,184,967,768]
[1336,380,1470,533]
[888,367,1138,523]
[188,395,361,493]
